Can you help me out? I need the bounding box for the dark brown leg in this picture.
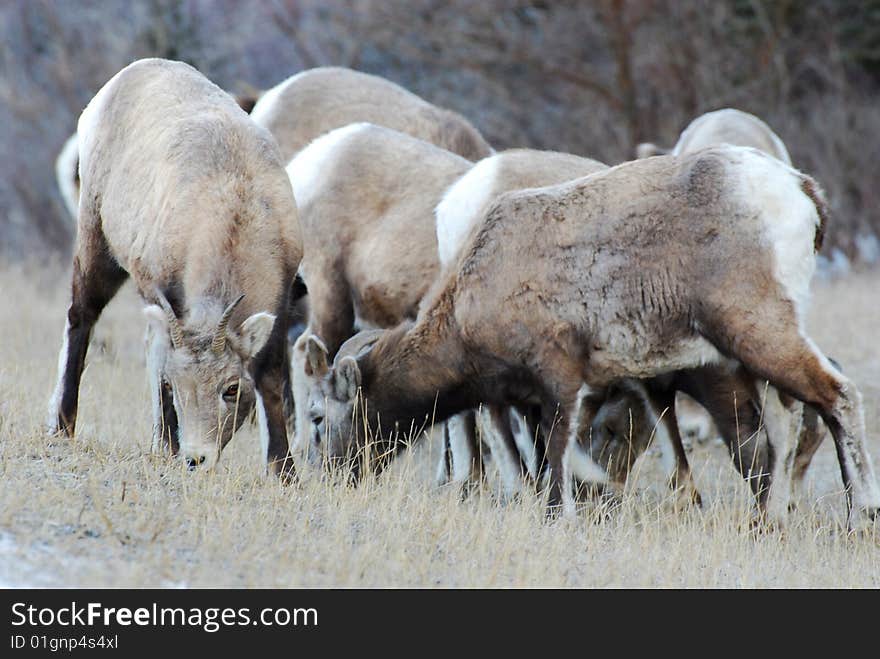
[647,384,702,506]
[684,367,771,504]
[725,403,771,505]
[544,384,598,517]
[47,234,127,437]
[282,369,296,435]
[253,281,296,483]
[792,406,824,489]
[157,380,180,454]
[284,278,309,432]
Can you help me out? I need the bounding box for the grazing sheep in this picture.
[46,58,302,477]
[304,145,880,530]
[290,127,606,496]
[250,67,493,164]
[286,123,472,463]
[433,148,608,494]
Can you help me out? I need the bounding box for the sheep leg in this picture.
[685,368,771,504]
[47,225,127,437]
[289,330,313,455]
[788,356,839,501]
[711,311,880,531]
[481,405,528,499]
[753,385,801,525]
[447,410,483,493]
[283,278,309,434]
[434,421,453,487]
[543,384,600,518]
[541,402,569,516]
[646,385,702,507]
[509,405,542,483]
[790,405,825,503]
[146,324,179,455]
[727,423,771,505]
[290,268,355,453]
[252,288,296,483]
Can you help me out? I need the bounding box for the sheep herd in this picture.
[48,58,880,533]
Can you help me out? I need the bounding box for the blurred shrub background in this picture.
[2,0,878,267]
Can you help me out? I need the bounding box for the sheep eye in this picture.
[223,383,239,402]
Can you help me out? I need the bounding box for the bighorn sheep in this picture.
[305,146,880,530]
[289,126,606,492]
[436,154,826,511]
[636,108,791,164]
[433,148,608,492]
[287,123,471,463]
[435,147,809,511]
[46,58,302,477]
[250,67,494,164]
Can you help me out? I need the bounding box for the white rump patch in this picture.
[434,154,500,269]
[734,150,817,318]
[55,133,80,223]
[285,122,371,211]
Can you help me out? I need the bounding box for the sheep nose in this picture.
[186,455,206,470]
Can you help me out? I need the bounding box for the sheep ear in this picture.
[234,93,259,114]
[237,312,275,358]
[304,335,329,378]
[335,356,361,401]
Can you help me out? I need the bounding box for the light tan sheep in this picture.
[46,58,303,478]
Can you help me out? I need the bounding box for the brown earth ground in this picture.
[1,265,878,587]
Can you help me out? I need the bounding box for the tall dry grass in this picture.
[0,264,878,587]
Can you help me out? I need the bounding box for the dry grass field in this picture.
[1,264,878,588]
